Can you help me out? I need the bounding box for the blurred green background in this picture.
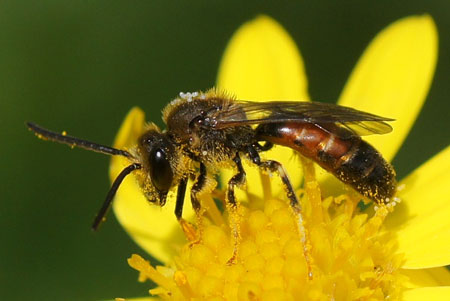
[1,1,449,300]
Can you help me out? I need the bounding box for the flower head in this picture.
[110,15,450,300]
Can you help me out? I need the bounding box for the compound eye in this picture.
[149,148,173,192]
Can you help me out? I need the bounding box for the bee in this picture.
[27,90,396,234]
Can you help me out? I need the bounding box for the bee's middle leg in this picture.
[175,162,207,242]
[226,153,246,264]
[185,162,210,242]
[190,162,206,213]
[227,153,246,207]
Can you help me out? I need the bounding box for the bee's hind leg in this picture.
[226,153,246,264]
[247,144,314,279]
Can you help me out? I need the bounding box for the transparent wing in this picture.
[211,100,394,137]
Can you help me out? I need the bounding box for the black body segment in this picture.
[335,140,397,203]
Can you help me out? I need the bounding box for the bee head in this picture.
[138,127,176,206]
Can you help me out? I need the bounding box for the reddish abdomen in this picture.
[256,122,396,203]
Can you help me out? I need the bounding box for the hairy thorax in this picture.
[163,92,255,166]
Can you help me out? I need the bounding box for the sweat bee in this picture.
[27,90,396,234]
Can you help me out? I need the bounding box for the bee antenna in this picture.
[91,163,142,231]
[26,122,133,158]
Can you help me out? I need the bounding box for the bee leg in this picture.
[252,141,274,152]
[247,145,314,279]
[175,177,188,220]
[191,163,206,212]
[187,163,208,242]
[226,153,246,264]
[227,153,246,207]
[175,177,197,242]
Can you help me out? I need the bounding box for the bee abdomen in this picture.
[256,122,396,203]
[331,138,396,203]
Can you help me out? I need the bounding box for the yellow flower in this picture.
[110,15,450,300]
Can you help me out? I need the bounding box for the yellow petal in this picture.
[385,146,450,268]
[111,107,146,150]
[111,108,193,264]
[217,15,309,199]
[402,287,450,301]
[338,15,438,161]
[217,15,308,100]
[402,267,450,288]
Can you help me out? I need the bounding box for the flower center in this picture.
[127,168,405,300]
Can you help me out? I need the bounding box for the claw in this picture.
[179,218,198,243]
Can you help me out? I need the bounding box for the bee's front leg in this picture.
[174,176,198,242]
